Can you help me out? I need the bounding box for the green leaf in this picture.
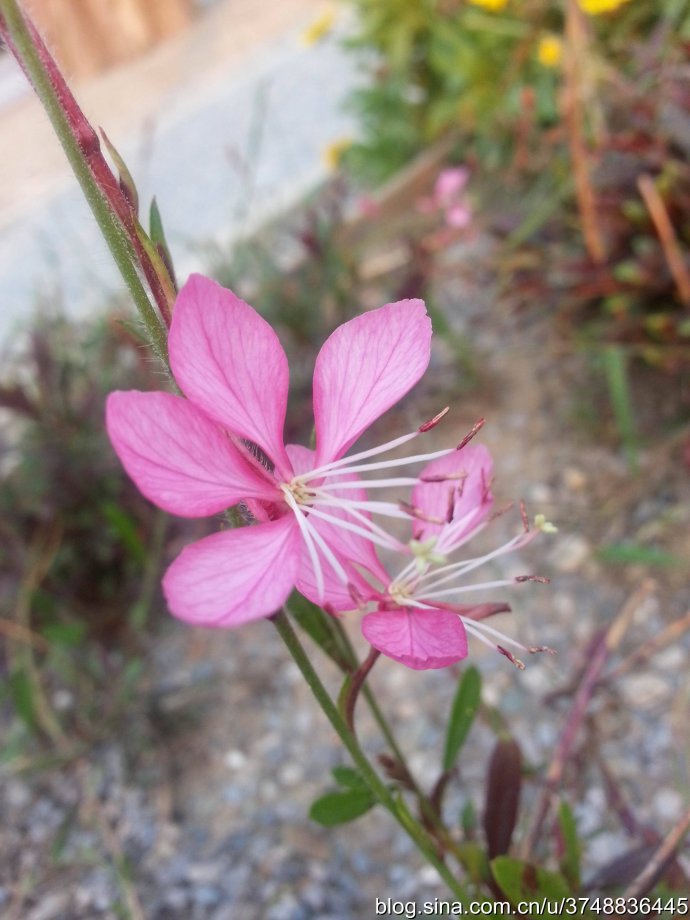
[309,788,376,826]
[331,765,367,789]
[491,856,573,902]
[602,345,639,473]
[101,500,145,564]
[597,543,682,568]
[149,196,167,247]
[442,665,481,771]
[9,668,39,733]
[40,622,87,648]
[149,197,177,287]
[455,841,490,885]
[286,592,351,670]
[557,801,581,890]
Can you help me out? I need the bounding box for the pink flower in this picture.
[106,274,452,629]
[302,444,553,670]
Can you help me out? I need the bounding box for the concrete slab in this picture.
[0,0,357,341]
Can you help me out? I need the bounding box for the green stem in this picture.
[0,0,169,367]
[330,619,453,850]
[330,619,409,764]
[272,608,470,902]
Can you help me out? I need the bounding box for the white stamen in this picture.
[420,577,523,600]
[416,530,535,594]
[300,429,425,481]
[311,492,411,520]
[460,617,532,654]
[313,476,422,490]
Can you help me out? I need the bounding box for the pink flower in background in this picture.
[418,166,472,230]
[107,274,454,629]
[300,444,554,670]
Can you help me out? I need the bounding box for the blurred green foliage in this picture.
[341,0,683,183]
[0,313,166,759]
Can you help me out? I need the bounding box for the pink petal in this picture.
[412,444,494,544]
[163,515,299,627]
[106,391,277,517]
[362,607,468,670]
[313,300,432,464]
[287,444,388,609]
[169,274,293,479]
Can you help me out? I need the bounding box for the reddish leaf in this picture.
[483,738,522,859]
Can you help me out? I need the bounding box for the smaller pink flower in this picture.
[106,275,454,629]
[304,444,554,670]
[418,166,472,231]
[434,167,470,205]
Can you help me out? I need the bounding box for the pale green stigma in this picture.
[534,513,558,534]
[409,537,448,573]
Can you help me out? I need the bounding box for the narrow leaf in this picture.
[149,197,177,287]
[491,856,572,901]
[100,128,139,213]
[557,800,581,890]
[603,345,639,473]
[287,592,351,670]
[483,737,522,859]
[309,788,376,826]
[443,665,481,771]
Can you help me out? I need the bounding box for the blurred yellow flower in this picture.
[322,138,352,172]
[301,6,337,46]
[467,0,509,11]
[537,34,563,68]
[577,0,630,14]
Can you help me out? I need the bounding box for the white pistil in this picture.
[301,448,455,481]
[415,531,534,594]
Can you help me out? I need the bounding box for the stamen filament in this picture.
[421,577,524,600]
[300,446,455,482]
[302,430,422,480]
[321,477,422,490]
[311,493,411,520]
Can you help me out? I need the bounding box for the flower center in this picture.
[285,479,316,507]
[388,581,413,606]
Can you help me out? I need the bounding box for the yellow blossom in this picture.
[322,138,352,172]
[537,34,563,68]
[577,0,630,15]
[301,6,337,46]
[467,0,509,11]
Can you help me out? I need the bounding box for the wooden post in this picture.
[22,0,195,77]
